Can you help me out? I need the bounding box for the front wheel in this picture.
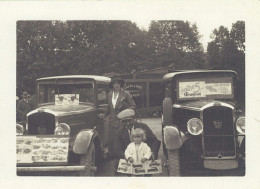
[167,149,180,176]
[79,143,96,176]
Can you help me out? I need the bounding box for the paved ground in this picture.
[96,118,168,177]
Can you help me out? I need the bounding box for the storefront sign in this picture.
[123,84,143,97]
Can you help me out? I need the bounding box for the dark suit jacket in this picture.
[116,121,161,159]
[17,99,32,122]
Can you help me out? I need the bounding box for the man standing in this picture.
[17,91,32,122]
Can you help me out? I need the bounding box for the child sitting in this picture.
[125,128,152,164]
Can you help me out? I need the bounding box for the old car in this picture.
[16,75,111,176]
[161,70,245,176]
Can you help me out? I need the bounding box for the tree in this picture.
[146,20,206,69]
[207,21,245,109]
[16,21,147,95]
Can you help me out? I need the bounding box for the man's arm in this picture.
[139,123,161,159]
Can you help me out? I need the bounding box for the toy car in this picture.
[121,162,131,167]
[118,167,128,172]
[149,161,160,167]
[147,167,158,173]
[132,164,143,168]
[134,169,145,173]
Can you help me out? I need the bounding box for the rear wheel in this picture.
[79,143,96,176]
[167,149,180,176]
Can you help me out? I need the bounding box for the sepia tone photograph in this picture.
[16,20,245,177]
[1,1,260,189]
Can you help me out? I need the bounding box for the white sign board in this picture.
[179,81,232,99]
[205,83,232,95]
[117,159,162,175]
[55,94,79,105]
[179,81,206,98]
[17,136,69,164]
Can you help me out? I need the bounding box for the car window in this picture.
[39,83,94,104]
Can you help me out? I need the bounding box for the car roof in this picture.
[37,75,111,83]
[163,70,237,82]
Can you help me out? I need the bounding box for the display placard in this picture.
[178,77,233,100]
[179,81,206,98]
[55,94,79,105]
[117,159,162,175]
[205,83,232,95]
[16,135,69,165]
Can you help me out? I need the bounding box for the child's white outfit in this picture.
[125,142,152,163]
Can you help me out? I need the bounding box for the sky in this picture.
[133,19,236,51]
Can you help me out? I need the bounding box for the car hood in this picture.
[174,100,236,110]
[28,104,95,116]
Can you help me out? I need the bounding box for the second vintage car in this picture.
[161,70,245,176]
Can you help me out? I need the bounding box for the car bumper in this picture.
[17,165,85,172]
[204,159,238,170]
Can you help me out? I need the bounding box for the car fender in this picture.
[163,126,188,150]
[72,129,96,154]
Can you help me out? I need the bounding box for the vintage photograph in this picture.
[16,20,245,177]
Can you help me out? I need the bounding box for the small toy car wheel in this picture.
[167,149,180,176]
[79,143,96,176]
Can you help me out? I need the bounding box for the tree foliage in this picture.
[17,21,147,94]
[207,21,245,108]
[17,19,244,109]
[147,21,206,69]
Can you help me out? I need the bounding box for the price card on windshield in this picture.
[179,81,206,99]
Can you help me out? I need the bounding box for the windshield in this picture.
[176,76,234,101]
[38,83,94,105]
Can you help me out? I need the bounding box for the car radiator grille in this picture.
[28,112,55,135]
[202,106,236,157]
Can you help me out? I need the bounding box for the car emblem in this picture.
[213,120,222,129]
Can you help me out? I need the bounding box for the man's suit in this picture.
[17,99,32,122]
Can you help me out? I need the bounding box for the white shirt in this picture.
[112,91,119,109]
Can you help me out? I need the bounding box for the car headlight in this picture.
[236,117,245,135]
[16,124,24,136]
[54,123,70,135]
[187,118,203,135]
